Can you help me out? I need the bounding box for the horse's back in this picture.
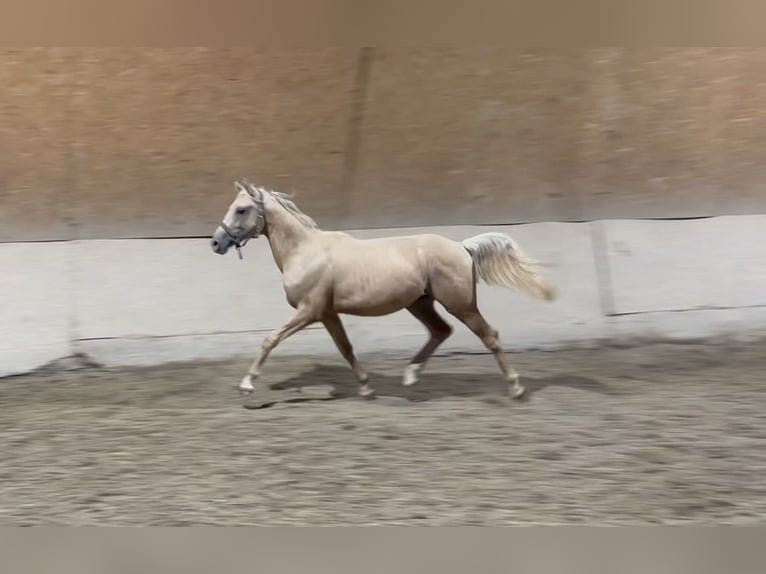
[324,231,466,266]
[317,231,470,315]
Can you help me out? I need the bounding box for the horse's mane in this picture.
[241,181,319,230]
[269,190,319,230]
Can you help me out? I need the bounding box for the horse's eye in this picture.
[236,208,246,215]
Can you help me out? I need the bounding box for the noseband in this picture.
[219,186,266,260]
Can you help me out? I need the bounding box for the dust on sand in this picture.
[1,341,765,525]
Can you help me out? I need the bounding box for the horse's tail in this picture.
[462,232,557,302]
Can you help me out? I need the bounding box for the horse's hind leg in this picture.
[322,313,374,397]
[403,295,453,386]
[451,307,525,399]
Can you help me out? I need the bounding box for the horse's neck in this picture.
[264,206,311,272]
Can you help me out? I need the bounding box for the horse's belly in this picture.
[332,273,424,316]
[336,301,409,317]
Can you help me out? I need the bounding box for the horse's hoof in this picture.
[239,375,256,394]
[402,364,421,386]
[510,384,526,400]
[359,384,376,398]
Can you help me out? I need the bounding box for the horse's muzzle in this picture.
[210,235,229,255]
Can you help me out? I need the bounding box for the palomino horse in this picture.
[211,181,556,400]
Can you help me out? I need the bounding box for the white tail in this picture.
[462,232,557,301]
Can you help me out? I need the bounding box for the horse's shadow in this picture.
[244,363,623,409]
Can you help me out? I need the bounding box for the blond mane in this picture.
[241,181,319,230]
[268,190,319,230]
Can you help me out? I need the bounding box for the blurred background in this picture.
[4,47,766,372]
[3,48,766,241]
[2,48,766,526]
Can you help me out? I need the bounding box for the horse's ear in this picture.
[234,180,246,193]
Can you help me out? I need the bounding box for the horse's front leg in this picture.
[239,308,316,394]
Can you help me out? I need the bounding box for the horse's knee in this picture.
[433,323,453,342]
[484,338,502,353]
[261,336,277,352]
[482,329,502,352]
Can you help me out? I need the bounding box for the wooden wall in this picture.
[1,48,765,241]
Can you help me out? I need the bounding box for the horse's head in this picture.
[210,181,265,259]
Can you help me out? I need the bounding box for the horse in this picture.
[210,180,557,400]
